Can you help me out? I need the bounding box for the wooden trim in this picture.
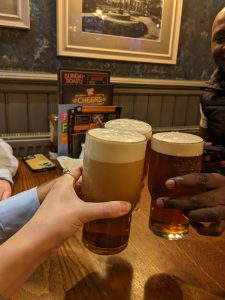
[0,70,206,88]
[0,71,57,82]
[113,88,203,95]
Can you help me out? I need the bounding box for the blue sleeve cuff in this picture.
[0,187,40,243]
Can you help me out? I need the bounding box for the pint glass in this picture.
[148,132,203,240]
[105,118,152,180]
[82,128,147,255]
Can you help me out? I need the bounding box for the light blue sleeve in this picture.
[0,188,40,244]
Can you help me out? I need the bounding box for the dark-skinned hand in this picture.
[156,173,225,236]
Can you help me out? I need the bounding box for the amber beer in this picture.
[148,132,203,240]
[82,128,147,255]
[105,118,152,180]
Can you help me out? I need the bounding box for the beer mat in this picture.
[57,156,83,169]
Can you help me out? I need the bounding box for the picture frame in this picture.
[57,0,183,64]
[0,0,30,29]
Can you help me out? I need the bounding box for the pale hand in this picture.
[0,179,12,200]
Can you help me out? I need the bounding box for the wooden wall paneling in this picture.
[117,94,134,118]
[147,95,162,127]
[133,94,149,122]
[0,79,205,136]
[173,95,188,126]
[0,93,7,133]
[6,93,28,133]
[28,94,49,132]
[160,95,176,127]
[185,96,201,126]
[48,93,58,114]
[113,94,119,106]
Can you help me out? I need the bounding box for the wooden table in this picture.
[12,160,225,300]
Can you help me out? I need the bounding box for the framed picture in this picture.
[57,0,183,64]
[0,0,30,29]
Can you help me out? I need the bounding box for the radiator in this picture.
[0,132,51,157]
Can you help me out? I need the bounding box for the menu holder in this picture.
[58,68,111,104]
[57,68,115,156]
[68,105,122,158]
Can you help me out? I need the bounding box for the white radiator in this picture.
[0,132,51,157]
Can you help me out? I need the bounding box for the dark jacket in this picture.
[201,69,225,145]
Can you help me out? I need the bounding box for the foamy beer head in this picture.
[105,118,152,140]
[151,131,203,157]
[84,128,147,163]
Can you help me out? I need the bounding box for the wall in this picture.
[0,0,224,81]
[0,79,202,134]
[1,1,218,155]
[0,75,203,157]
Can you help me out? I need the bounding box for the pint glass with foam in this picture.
[148,132,203,240]
[105,118,152,180]
[82,128,147,255]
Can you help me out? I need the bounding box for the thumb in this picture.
[79,201,132,224]
[2,190,11,200]
[69,164,83,180]
[204,142,212,148]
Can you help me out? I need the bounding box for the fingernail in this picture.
[169,176,184,188]
[156,197,169,208]
[166,179,176,189]
[120,202,132,214]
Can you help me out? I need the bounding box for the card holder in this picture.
[22,154,56,172]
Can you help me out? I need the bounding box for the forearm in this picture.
[0,179,64,296]
[0,188,40,244]
[0,217,56,297]
[0,177,60,244]
[37,177,59,203]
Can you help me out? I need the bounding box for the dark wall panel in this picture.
[28,94,48,132]
[0,93,7,133]
[6,93,28,133]
[0,81,202,134]
[0,1,224,81]
[118,95,134,119]
[147,95,162,127]
[185,96,201,126]
[173,96,188,126]
[160,96,176,127]
[48,93,58,114]
[133,95,149,122]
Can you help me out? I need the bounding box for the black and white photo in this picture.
[57,0,183,64]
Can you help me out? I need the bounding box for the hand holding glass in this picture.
[148,132,203,240]
[82,128,147,254]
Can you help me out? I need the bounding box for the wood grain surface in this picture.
[12,160,225,300]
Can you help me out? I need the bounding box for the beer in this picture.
[82,128,146,254]
[105,118,152,180]
[148,132,203,240]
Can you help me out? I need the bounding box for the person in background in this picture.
[0,138,18,200]
[156,172,225,237]
[0,164,131,298]
[199,7,225,174]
